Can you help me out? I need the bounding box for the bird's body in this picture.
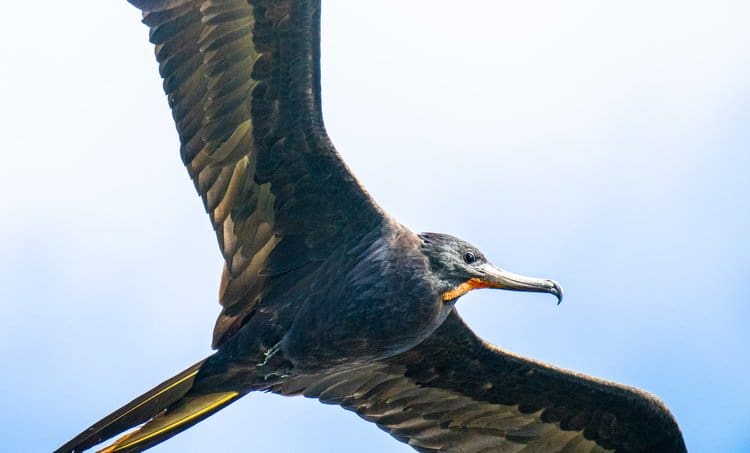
[279,225,446,370]
[57,0,687,452]
[203,221,448,379]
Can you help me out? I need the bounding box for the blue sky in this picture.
[1,1,749,451]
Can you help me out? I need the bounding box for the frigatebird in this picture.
[57,1,686,452]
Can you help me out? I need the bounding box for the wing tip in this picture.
[127,0,190,12]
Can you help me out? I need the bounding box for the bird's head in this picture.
[418,232,562,304]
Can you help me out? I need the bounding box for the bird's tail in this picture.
[55,358,244,453]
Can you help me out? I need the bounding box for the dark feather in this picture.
[131,0,385,348]
[278,311,686,453]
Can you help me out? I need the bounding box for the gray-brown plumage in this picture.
[56,1,686,452]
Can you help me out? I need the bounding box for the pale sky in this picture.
[1,1,749,452]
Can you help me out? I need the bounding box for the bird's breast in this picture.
[281,226,449,371]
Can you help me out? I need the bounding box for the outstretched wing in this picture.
[129,0,384,347]
[276,311,686,452]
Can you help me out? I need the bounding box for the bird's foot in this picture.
[257,343,291,380]
[258,343,281,368]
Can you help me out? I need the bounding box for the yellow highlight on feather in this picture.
[107,368,200,427]
[99,391,240,453]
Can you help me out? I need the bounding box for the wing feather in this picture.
[274,311,686,452]
[130,0,384,348]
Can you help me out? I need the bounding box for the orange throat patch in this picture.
[441,278,496,302]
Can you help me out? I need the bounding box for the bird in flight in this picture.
[57,1,686,452]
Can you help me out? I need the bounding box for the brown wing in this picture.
[129,0,384,347]
[274,311,686,452]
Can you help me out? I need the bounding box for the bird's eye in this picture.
[463,251,477,264]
